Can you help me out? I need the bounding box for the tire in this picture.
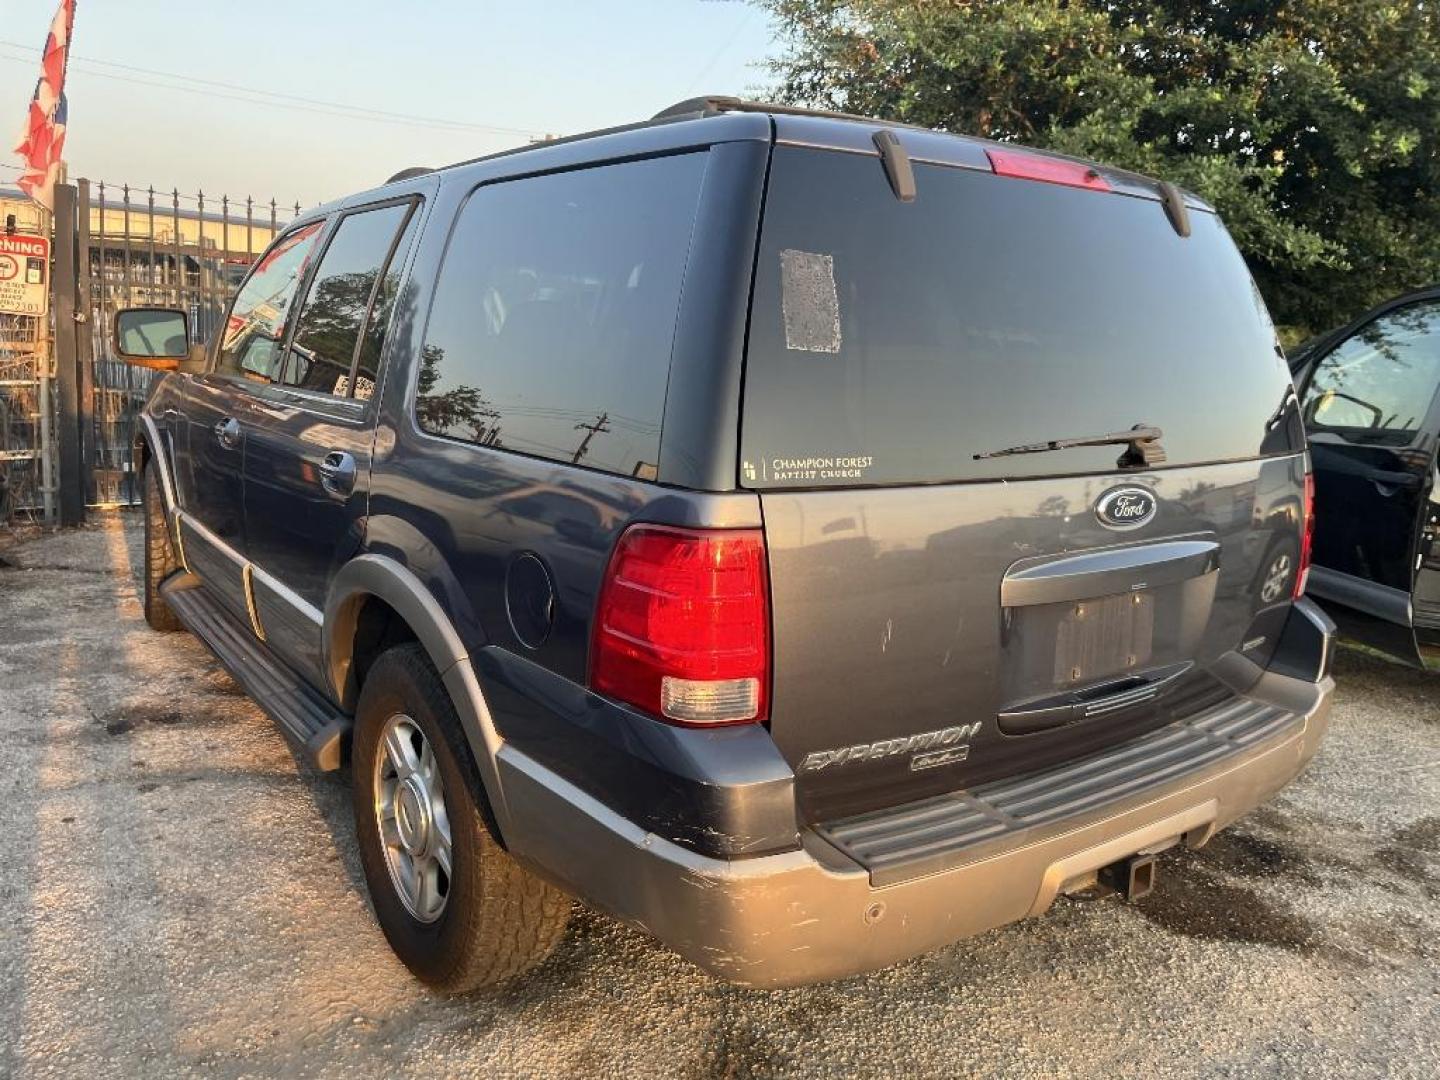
[352,643,571,991]
[142,463,183,632]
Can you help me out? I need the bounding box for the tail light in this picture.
[1295,470,1316,599]
[591,525,769,726]
[985,148,1111,192]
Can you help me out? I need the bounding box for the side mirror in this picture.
[114,308,202,373]
[1304,389,1383,429]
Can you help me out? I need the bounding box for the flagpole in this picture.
[44,1,76,524]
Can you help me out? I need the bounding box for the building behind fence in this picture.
[0,180,297,521]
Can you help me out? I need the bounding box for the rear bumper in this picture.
[500,674,1329,988]
[498,603,1335,988]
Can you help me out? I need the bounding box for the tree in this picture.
[755,0,1440,341]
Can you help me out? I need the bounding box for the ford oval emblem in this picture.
[1095,486,1157,530]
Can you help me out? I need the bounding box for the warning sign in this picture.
[0,234,48,317]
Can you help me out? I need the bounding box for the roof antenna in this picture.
[872,130,916,203]
[1159,181,1191,238]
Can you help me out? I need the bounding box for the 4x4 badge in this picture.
[1095,486,1157,530]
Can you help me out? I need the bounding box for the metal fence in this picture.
[80,180,298,506]
[0,182,300,524]
[0,312,46,520]
[1,180,300,522]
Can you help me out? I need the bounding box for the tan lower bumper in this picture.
[499,675,1332,989]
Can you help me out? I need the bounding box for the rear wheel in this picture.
[141,463,183,632]
[352,643,570,991]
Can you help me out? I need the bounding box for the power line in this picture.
[683,8,759,97]
[0,41,544,135]
[0,43,552,139]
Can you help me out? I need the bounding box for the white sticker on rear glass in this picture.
[743,455,875,483]
[779,249,841,353]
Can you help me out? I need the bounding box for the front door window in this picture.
[214,221,325,383]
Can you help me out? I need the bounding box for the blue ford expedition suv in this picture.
[113,98,1335,990]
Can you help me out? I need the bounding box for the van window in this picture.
[282,201,415,398]
[215,221,324,383]
[740,148,1299,487]
[414,153,707,477]
[1300,300,1440,443]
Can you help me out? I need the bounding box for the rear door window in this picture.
[414,152,707,477]
[281,201,416,399]
[1300,300,1440,444]
[740,147,1298,487]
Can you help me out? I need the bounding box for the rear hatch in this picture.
[742,137,1307,822]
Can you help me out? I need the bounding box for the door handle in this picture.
[997,661,1194,735]
[319,450,356,495]
[213,417,241,449]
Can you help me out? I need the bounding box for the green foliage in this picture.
[755,0,1440,340]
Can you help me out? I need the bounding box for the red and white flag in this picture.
[13,0,76,211]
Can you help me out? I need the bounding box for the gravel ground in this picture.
[1,511,1437,1079]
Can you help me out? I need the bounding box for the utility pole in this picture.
[572,411,610,464]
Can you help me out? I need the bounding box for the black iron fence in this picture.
[1,179,301,522]
[79,180,299,507]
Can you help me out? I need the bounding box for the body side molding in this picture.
[1307,564,1413,627]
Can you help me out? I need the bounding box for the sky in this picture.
[0,0,780,210]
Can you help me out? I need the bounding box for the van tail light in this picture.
[985,148,1111,192]
[591,525,769,726]
[1295,471,1316,599]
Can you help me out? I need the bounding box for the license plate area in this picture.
[999,573,1216,730]
[1053,591,1155,684]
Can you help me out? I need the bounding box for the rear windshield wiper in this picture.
[973,424,1166,468]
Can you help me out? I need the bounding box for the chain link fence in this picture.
[0,312,45,520]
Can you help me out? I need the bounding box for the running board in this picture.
[160,576,350,771]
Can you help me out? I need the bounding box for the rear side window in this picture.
[740,148,1298,487]
[415,153,707,477]
[1300,300,1440,443]
[282,201,416,399]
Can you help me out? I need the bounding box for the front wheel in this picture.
[351,643,571,991]
[141,463,183,632]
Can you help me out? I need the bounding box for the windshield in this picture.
[739,147,1299,487]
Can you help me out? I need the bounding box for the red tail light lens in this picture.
[1295,471,1315,599]
[591,525,769,726]
[985,148,1111,192]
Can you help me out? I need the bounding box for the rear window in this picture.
[740,147,1298,487]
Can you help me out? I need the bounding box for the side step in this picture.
[160,576,351,770]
